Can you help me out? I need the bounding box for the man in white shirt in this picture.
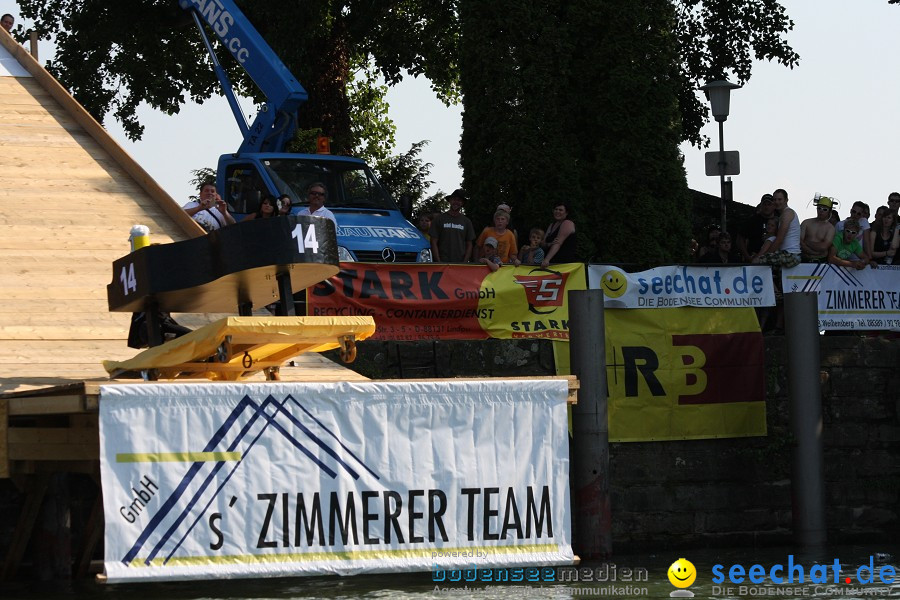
[298,182,337,227]
[182,182,235,232]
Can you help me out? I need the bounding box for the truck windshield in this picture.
[262,158,398,211]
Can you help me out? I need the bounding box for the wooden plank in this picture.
[0,204,182,220]
[0,33,203,239]
[0,268,107,281]
[0,328,127,346]
[0,189,177,203]
[0,178,149,195]
[0,366,116,380]
[8,427,97,445]
[0,109,78,124]
[7,394,90,415]
[0,365,115,376]
[0,225,186,240]
[0,287,109,300]
[75,494,104,579]
[0,162,129,180]
[8,441,98,461]
[0,130,96,147]
[0,472,49,580]
[0,330,127,341]
[0,140,120,162]
[0,247,125,259]
[0,313,129,327]
[0,214,184,230]
[1,379,101,396]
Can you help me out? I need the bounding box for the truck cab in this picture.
[221,153,432,263]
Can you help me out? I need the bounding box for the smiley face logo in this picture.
[668,558,696,588]
[600,270,627,298]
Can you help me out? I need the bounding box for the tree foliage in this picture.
[674,0,799,146]
[373,140,435,212]
[459,0,726,265]
[17,0,459,154]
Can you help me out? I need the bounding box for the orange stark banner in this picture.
[305,263,587,341]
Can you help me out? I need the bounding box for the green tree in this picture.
[458,0,577,245]
[673,0,799,146]
[458,0,796,263]
[18,0,459,154]
[374,141,434,212]
[566,0,692,264]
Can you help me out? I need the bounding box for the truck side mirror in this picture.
[399,193,413,219]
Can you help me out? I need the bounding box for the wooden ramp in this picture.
[0,31,367,395]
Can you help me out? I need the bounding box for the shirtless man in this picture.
[800,196,836,262]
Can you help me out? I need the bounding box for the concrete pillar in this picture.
[568,289,611,558]
[785,291,826,547]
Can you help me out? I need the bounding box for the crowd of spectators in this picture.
[182,181,580,270]
[689,189,900,334]
[693,190,900,269]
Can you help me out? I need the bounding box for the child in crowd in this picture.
[756,217,779,256]
[479,237,502,272]
[417,212,432,241]
[476,207,520,264]
[519,228,546,265]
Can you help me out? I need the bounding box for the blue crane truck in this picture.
[178,0,432,263]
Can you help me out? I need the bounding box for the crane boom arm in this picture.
[178,0,308,153]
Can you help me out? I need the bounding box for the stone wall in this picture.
[342,335,900,550]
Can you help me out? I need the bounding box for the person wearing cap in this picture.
[430,188,475,263]
[478,236,502,272]
[799,196,836,263]
[737,193,776,261]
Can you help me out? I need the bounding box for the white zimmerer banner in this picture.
[783,263,900,330]
[99,381,572,582]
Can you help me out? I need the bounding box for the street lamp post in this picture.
[701,80,741,233]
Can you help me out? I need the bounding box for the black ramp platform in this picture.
[107,216,339,314]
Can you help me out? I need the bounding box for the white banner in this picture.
[783,263,900,330]
[588,265,775,308]
[99,381,572,582]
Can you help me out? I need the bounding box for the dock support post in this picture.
[785,291,826,547]
[276,272,296,316]
[568,289,611,558]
